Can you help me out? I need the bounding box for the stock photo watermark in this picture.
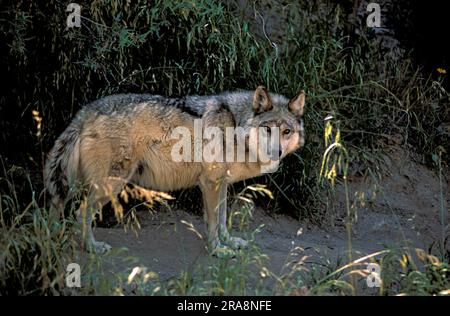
[66,263,81,288]
[366,2,381,28]
[170,120,281,174]
[66,2,382,30]
[66,3,81,29]
[366,263,381,288]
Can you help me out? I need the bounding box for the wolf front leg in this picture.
[218,183,248,250]
[199,177,234,257]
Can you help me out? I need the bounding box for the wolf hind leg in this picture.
[49,196,65,220]
[48,187,79,225]
[76,200,112,254]
[77,176,128,253]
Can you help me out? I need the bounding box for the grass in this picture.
[0,0,449,295]
[0,160,448,295]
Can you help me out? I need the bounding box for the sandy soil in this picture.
[93,146,449,292]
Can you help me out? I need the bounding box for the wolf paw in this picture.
[211,242,236,258]
[89,241,112,254]
[227,236,248,250]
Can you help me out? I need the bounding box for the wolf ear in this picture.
[253,86,273,114]
[288,90,305,118]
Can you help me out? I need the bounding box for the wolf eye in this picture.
[283,129,291,135]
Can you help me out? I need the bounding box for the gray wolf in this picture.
[45,86,306,254]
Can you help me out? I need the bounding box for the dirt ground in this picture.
[93,146,449,292]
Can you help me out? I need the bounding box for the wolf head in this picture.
[249,86,305,162]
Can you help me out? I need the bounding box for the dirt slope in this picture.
[93,147,449,292]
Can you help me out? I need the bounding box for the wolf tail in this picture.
[44,118,82,213]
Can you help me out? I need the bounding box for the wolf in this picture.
[45,86,305,254]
